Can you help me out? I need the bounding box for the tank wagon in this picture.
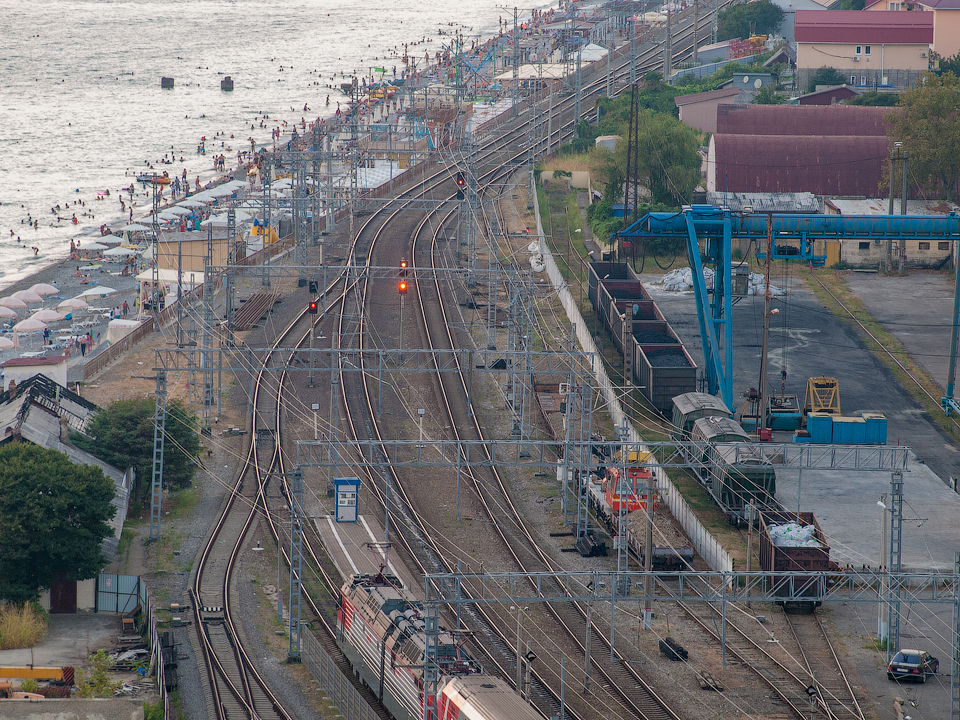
[337,573,543,720]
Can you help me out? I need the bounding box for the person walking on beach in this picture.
[122,300,129,318]
[79,334,87,356]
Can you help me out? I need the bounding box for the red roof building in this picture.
[706,105,909,197]
[794,10,932,91]
[864,0,960,58]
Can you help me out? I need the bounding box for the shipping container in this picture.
[759,510,831,608]
[806,412,833,444]
[832,416,866,444]
[862,412,887,445]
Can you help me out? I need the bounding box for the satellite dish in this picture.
[743,75,750,84]
[754,78,763,90]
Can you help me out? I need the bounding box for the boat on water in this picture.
[136,174,172,185]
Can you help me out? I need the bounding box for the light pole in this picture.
[312,403,320,440]
[510,604,528,692]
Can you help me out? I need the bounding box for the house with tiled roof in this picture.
[795,10,933,90]
[865,0,960,58]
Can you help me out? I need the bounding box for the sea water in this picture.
[0,0,540,291]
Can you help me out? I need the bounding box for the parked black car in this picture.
[887,649,939,683]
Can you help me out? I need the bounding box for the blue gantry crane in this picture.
[617,205,960,411]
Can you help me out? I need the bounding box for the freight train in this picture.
[671,392,780,527]
[587,262,697,414]
[337,572,542,720]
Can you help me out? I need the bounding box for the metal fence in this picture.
[302,628,380,720]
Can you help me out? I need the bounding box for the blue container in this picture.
[832,416,866,445]
[807,413,833,444]
[861,413,888,445]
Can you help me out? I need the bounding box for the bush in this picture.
[0,602,47,650]
[76,650,121,698]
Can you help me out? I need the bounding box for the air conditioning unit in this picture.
[921,52,928,57]
[853,56,860,62]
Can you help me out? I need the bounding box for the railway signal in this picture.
[399,260,408,278]
[398,281,408,296]
[308,279,318,294]
[455,172,465,199]
[308,299,318,314]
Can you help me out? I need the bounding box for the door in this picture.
[49,574,77,613]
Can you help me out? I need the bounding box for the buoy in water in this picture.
[221,76,234,91]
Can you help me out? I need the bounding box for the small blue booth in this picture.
[334,477,360,523]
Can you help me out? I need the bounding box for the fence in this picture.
[301,627,380,720]
[533,176,733,574]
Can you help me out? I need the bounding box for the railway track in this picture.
[184,4,739,718]
[673,587,865,720]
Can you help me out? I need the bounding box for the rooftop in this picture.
[795,10,933,44]
[1,355,69,368]
[674,87,742,106]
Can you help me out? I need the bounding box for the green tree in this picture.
[717,1,784,41]
[752,85,785,105]
[807,66,847,93]
[840,0,865,9]
[847,90,900,106]
[616,110,701,206]
[886,72,960,201]
[936,51,960,77]
[73,398,200,501]
[0,444,116,603]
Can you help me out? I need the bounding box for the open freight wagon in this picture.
[759,511,832,610]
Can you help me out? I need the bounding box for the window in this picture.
[888,1,902,9]
[861,75,867,85]
[865,46,872,55]
[851,76,858,85]
[939,242,950,250]
[856,46,862,54]
[859,242,871,250]
[918,241,931,250]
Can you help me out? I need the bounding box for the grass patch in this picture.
[0,602,47,650]
[800,266,960,442]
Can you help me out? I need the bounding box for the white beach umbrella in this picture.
[0,297,27,309]
[103,246,138,257]
[166,206,192,216]
[207,186,236,197]
[78,286,118,297]
[13,318,47,332]
[120,223,153,232]
[0,337,15,349]
[80,241,109,251]
[29,283,59,296]
[0,306,17,318]
[12,290,43,303]
[177,199,205,208]
[30,309,65,323]
[58,298,89,311]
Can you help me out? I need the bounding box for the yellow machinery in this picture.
[804,377,841,418]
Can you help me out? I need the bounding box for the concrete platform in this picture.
[643,273,960,573]
[315,514,420,593]
[0,612,119,672]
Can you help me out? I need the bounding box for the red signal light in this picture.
[398,281,408,295]
[308,300,318,314]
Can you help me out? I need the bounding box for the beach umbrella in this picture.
[120,223,153,232]
[81,241,109,251]
[29,283,59,296]
[207,186,235,197]
[177,199,205,208]
[166,206,192,216]
[58,298,89,311]
[103,246,138,257]
[0,297,27,309]
[30,309,65,323]
[12,290,43,303]
[13,318,47,332]
[0,337,15,349]
[0,306,17,318]
[78,286,118,297]
[158,212,180,221]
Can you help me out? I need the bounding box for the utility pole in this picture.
[693,0,700,65]
[758,214,773,434]
[887,142,903,271]
[643,478,654,629]
[663,6,672,78]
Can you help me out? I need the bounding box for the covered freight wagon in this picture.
[759,511,831,609]
[671,392,733,439]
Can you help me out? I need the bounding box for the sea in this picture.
[0,0,548,292]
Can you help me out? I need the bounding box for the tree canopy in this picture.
[717,1,784,42]
[807,67,847,93]
[0,443,116,603]
[72,397,200,502]
[886,72,960,201]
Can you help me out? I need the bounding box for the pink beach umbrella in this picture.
[12,289,43,303]
[0,337,15,349]
[30,309,65,323]
[0,306,17,319]
[13,318,46,332]
[28,283,59,296]
[0,296,28,309]
[58,298,89,311]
